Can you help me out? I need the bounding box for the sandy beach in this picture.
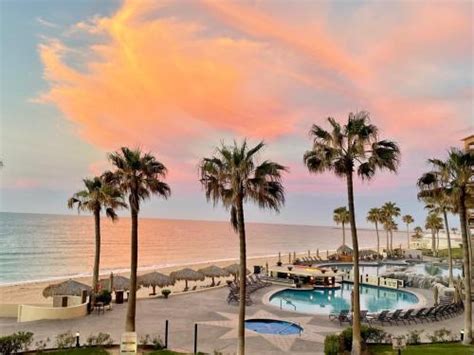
[0,251,323,305]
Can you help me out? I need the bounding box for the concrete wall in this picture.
[17,302,87,322]
[0,304,19,318]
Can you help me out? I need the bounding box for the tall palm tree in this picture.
[402,215,414,248]
[303,112,400,354]
[418,166,456,285]
[367,208,383,254]
[67,176,126,298]
[425,212,443,255]
[381,202,401,251]
[106,147,171,332]
[200,140,286,355]
[423,149,473,344]
[333,206,350,245]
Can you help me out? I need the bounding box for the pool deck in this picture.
[0,286,468,354]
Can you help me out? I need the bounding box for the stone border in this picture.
[261,283,427,317]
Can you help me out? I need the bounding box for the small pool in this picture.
[269,283,419,315]
[245,318,303,335]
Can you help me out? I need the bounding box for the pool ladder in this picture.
[279,297,296,311]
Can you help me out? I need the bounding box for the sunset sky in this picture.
[1,0,472,227]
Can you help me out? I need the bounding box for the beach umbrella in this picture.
[42,279,92,298]
[170,268,204,291]
[224,264,251,281]
[197,265,230,286]
[138,271,175,295]
[99,275,135,291]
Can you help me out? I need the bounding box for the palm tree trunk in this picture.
[431,230,436,255]
[125,207,138,332]
[342,222,346,245]
[459,189,472,345]
[346,171,361,355]
[375,222,380,255]
[92,208,101,304]
[237,196,247,355]
[443,210,453,286]
[406,223,410,248]
[386,230,389,254]
[436,230,440,255]
[390,230,393,252]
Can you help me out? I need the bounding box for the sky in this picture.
[0,0,472,228]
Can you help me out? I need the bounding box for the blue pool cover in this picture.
[245,318,303,335]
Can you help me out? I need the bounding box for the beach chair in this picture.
[329,310,350,326]
[408,308,426,324]
[420,306,436,322]
[398,309,414,324]
[360,310,369,323]
[386,309,403,324]
[367,310,389,325]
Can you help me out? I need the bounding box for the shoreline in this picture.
[0,251,325,305]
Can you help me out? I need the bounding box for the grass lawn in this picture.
[369,343,474,354]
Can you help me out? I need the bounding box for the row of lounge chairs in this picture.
[329,301,463,326]
[226,275,271,305]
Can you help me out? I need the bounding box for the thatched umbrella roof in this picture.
[42,279,92,298]
[198,265,230,286]
[138,271,175,288]
[336,244,353,255]
[170,268,204,281]
[224,263,251,276]
[198,265,230,278]
[99,275,135,291]
[170,268,204,291]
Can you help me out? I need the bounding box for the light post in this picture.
[75,332,80,348]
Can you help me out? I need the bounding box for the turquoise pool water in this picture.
[245,319,303,335]
[269,283,419,315]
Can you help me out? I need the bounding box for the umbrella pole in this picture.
[152,285,156,295]
[211,277,215,286]
[185,280,188,291]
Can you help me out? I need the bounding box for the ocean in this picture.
[0,212,407,285]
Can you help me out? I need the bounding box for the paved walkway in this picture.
[0,286,467,354]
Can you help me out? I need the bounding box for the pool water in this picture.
[269,283,419,315]
[245,319,303,335]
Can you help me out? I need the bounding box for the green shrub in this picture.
[151,335,165,350]
[428,328,454,343]
[34,337,50,353]
[140,334,151,345]
[0,331,34,354]
[339,325,388,351]
[56,331,76,349]
[96,290,112,304]
[86,332,113,347]
[405,329,424,344]
[324,334,340,355]
[162,289,171,298]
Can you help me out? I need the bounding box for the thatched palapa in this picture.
[42,279,92,298]
[138,271,175,295]
[224,263,251,280]
[170,268,204,291]
[197,265,229,286]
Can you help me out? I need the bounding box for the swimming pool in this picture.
[268,283,419,315]
[245,319,303,335]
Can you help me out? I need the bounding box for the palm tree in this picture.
[303,112,400,354]
[67,176,126,299]
[367,208,383,254]
[333,206,350,245]
[381,202,401,252]
[402,215,414,248]
[425,212,443,255]
[200,140,286,355]
[414,226,423,235]
[423,148,473,344]
[106,147,171,332]
[418,166,456,285]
